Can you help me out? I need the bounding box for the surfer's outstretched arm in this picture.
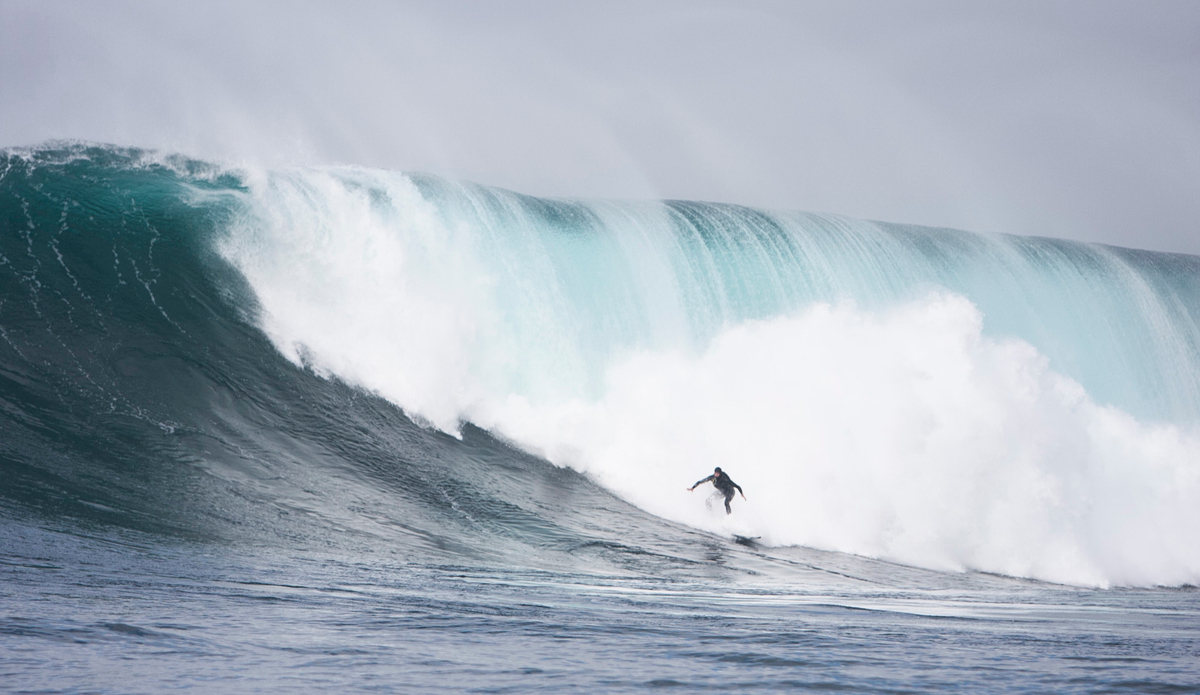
[688,474,715,492]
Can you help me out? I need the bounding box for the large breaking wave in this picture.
[3,143,1200,587]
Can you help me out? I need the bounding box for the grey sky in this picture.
[3,0,1198,253]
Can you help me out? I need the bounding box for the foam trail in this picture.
[220,166,1200,587]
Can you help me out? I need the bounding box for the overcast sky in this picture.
[3,0,1198,253]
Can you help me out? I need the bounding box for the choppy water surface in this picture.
[4,520,1199,693]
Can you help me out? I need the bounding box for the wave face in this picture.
[4,144,1200,587]
[0,144,656,573]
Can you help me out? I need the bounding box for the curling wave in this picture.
[3,143,1199,587]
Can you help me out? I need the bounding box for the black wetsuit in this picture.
[692,472,743,514]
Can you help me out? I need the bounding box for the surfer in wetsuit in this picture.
[688,467,745,515]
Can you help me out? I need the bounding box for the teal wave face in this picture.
[0,145,631,566]
[0,144,273,536]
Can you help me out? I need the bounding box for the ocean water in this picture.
[1,143,1198,692]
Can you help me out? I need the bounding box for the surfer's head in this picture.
[713,467,722,475]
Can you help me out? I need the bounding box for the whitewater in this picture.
[2,143,1199,693]
[224,163,1200,588]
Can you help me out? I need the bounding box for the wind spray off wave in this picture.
[221,165,1200,587]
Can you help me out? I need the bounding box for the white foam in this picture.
[220,168,1200,587]
[221,167,495,432]
[482,296,1200,587]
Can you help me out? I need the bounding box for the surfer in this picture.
[687,467,746,514]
